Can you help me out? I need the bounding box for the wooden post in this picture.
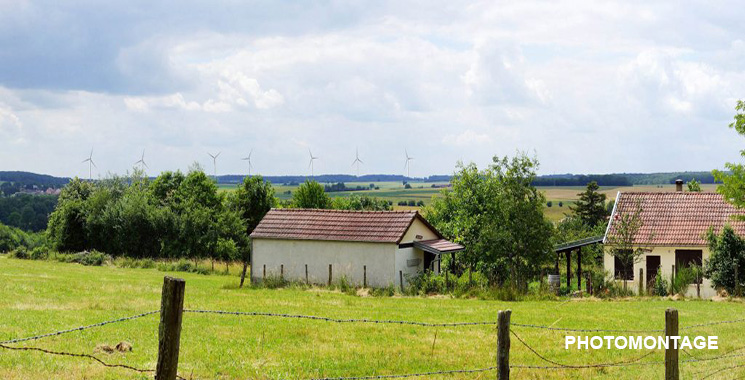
[670,265,675,295]
[263,264,266,281]
[328,264,332,286]
[665,308,679,380]
[497,309,511,380]
[305,264,309,285]
[638,268,644,296]
[400,270,404,292]
[363,265,367,288]
[586,273,591,295]
[280,264,284,280]
[156,277,185,380]
[577,248,582,291]
[554,252,559,275]
[566,250,571,290]
[732,263,740,297]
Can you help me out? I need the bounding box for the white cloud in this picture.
[0,104,22,143]
[443,130,493,147]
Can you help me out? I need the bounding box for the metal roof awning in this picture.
[553,235,604,253]
[414,239,465,254]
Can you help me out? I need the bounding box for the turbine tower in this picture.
[207,152,221,180]
[404,149,414,178]
[351,148,364,177]
[241,149,254,176]
[134,149,148,170]
[81,148,96,181]
[308,148,319,177]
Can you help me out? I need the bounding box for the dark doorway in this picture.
[646,255,660,288]
[423,251,437,271]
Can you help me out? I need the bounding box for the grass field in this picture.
[1,257,744,379]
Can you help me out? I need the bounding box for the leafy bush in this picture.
[704,225,745,295]
[9,246,29,259]
[406,271,446,295]
[30,246,48,260]
[654,267,669,296]
[370,284,396,297]
[672,266,700,296]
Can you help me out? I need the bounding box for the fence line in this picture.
[184,309,500,327]
[510,329,661,369]
[4,276,745,380]
[0,310,159,345]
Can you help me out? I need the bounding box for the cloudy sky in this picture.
[1,1,745,178]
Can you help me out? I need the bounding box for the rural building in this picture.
[603,185,745,298]
[249,209,464,287]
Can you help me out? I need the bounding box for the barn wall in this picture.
[251,239,396,287]
[603,246,715,298]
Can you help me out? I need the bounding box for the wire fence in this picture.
[3,295,745,379]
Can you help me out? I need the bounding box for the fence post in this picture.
[263,264,266,282]
[328,264,332,286]
[280,264,284,280]
[156,276,185,380]
[400,270,404,293]
[638,268,644,296]
[736,263,740,297]
[363,265,367,288]
[665,308,679,380]
[670,265,675,295]
[497,309,511,380]
[305,264,309,285]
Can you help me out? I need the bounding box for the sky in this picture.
[1,1,745,179]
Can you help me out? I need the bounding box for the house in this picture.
[603,182,745,298]
[249,208,464,287]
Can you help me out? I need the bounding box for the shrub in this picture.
[704,225,745,295]
[9,246,29,259]
[654,267,669,296]
[30,246,48,260]
[371,284,396,297]
[78,250,110,266]
[672,266,699,296]
[406,271,446,295]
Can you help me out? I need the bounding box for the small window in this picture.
[614,256,634,280]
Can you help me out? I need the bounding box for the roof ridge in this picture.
[269,208,417,214]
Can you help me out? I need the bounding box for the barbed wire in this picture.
[0,343,154,375]
[700,364,745,380]
[680,318,745,331]
[0,310,159,345]
[511,322,662,334]
[184,309,500,327]
[682,351,745,364]
[303,366,498,380]
[510,329,661,369]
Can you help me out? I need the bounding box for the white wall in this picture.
[603,246,714,298]
[395,218,441,287]
[252,238,396,287]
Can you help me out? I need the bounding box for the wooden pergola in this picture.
[553,235,604,289]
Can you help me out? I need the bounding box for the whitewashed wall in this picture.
[603,246,715,298]
[252,238,396,287]
[395,218,441,287]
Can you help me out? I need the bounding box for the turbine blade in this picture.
[215,152,221,158]
[90,160,97,168]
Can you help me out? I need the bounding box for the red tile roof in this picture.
[250,208,443,243]
[606,192,745,246]
[414,239,465,253]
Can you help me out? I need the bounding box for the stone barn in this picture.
[249,209,464,288]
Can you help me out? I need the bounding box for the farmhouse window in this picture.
[675,249,703,284]
[614,256,634,280]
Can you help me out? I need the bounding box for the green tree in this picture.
[47,177,94,252]
[569,181,608,227]
[715,100,745,214]
[704,225,745,295]
[332,194,391,211]
[687,179,702,192]
[229,175,276,287]
[292,180,331,209]
[425,153,553,289]
[605,201,650,291]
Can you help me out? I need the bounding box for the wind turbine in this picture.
[404,149,414,178]
[134,149,148,170]
[208,152,221,180]
[241,149,254,176]
[81,148,96,181]
[308,148,319,177]
[351,148,364,177]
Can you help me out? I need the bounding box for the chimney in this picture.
[675,179,683,192]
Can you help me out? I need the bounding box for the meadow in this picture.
[1,257,743,379]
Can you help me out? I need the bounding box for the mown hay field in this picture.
[1,257,743,379]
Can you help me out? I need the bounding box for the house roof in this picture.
[414,239,464,254]
[605,192,745,246]
[250,208,444,244]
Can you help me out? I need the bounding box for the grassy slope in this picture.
[1,257,744,379]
